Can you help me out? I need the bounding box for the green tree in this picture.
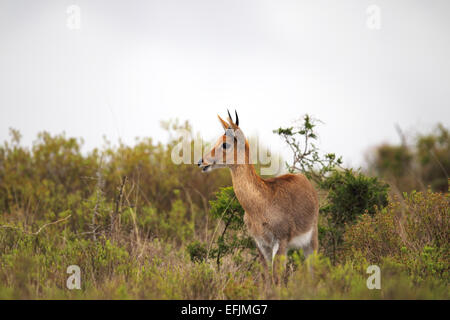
[273,114,342,184]
[319,169,389,263]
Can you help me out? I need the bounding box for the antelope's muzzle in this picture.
[197,158,212,172]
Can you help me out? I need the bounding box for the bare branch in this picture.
[0,215,72,236]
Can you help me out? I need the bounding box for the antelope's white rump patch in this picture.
[288,228,313,249]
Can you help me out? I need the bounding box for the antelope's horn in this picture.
[227,109,233,124]
[235,110,239,126]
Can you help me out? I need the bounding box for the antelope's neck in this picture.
[229,164,268,214]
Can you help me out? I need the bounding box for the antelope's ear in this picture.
[217,115,230,130]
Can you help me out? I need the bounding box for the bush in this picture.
[186,240,208,263]
[207,187,255,267]
[367,123,449,193]
[345,189,449,284]
[320,169,389,226]
[319,169,389,263]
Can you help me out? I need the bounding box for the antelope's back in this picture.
[263,173,319,221]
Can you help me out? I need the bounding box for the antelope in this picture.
[198,111,319,282]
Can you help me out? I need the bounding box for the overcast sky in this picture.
[1,0,449,168]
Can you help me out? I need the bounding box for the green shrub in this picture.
[208,187,255,267]
[187,240,208,262]
[345,189,449,284]
[320,169,389,226]
[319,169,389,263]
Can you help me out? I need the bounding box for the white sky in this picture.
[1,0,449,168]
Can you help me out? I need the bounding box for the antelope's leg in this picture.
[311,224,319,252]
[303,225,318,275]
[272,239,288,285]
[256,247,270,284]
[303,245,314,259]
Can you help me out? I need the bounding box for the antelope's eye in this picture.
[222,143,230,149]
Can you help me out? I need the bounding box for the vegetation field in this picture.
[0,120,448,299]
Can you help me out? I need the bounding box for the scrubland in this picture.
[0,122,448,299]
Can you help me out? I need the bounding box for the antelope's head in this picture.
[198,110,249,172]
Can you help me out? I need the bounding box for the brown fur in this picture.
[230,165,319,251]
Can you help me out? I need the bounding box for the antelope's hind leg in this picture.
[303,225,318,260]
[254,239,272,284]
[272,239,288,285]
[302,227,319,275]
[256,247,270,284]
